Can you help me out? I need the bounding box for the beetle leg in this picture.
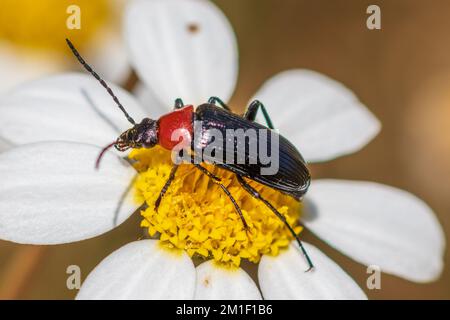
[236,175,314,272]
[194,164,249,230]
[208,96,231,112]
[81,88,121,134]
[154,164,179,212]
[174,98,185,110]
[243,100,275,129]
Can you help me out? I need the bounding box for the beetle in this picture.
[66,39,313,271]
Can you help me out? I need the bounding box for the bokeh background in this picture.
[1,0,449,299]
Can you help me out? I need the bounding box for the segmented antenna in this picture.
[65,38,136,125]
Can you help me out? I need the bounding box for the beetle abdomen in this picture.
[194,104,310,199]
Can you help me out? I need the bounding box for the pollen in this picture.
[130,147,303,268]
[0,0,110,53]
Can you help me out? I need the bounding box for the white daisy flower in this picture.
[0,0,128,94]
[0,0,445,300]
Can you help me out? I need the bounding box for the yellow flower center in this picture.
[0,0,110,53]
[130,147,303,268]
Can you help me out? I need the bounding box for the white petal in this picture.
[0,42,65,94]
[0,142,138,244]
[77,240,196,299]
[125,0,238,107]
[194,261,262,300]
[0,73,147,148]
[252,70,381,163]
[259,242,367,300]
[303,179,446,282]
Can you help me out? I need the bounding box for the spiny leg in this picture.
[236,175,314,272]
[243,100,275,129]
[154,164,179,212]
[194,164,249,230]
[174,98,185,110]
[208,96,231,111]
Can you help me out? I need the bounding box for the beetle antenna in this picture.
[66,38,136,125]
[96,141,117,170]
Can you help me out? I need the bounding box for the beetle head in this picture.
[115,118,159,151]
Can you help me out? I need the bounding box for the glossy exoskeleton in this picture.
[66,38,314,271]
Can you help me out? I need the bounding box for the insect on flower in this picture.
[66,38,314,271]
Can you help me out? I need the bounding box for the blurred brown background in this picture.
[1,0,449,299]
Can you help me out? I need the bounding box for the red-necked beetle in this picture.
[66,39,313,271]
